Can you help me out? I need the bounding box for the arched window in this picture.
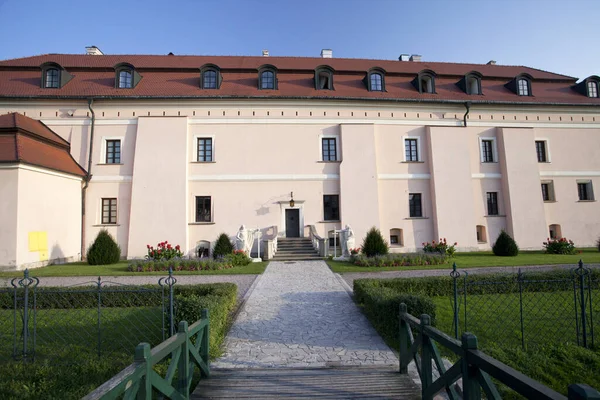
[517,78,530,96]
[114,63,140,89]
[365,68,385,91]
[118,70,132,88]
[587,81,598,98]
[412,70,437,94]
[476,225,487,243]
[40,62,72,89]
[200,64,222,89]
[389,229,404,246]
[45,68,59,88]
[258,65,278,90]
[457,71,483,95]
[315,66,334,90]
[549,224,562,240]
[196,240,211,258]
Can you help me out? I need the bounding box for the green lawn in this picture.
[328,248,600,273]
[0,261,268,278]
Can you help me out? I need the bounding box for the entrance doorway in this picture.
[285,209,300,237]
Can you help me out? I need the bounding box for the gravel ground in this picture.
[0,274,259,301]
[340,263,600,291]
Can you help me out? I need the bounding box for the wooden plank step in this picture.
[192,367,420,399]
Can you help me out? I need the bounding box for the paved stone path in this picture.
[212,261,397,369]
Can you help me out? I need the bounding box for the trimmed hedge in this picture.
[0,283,237,310]
[352,253,447,267]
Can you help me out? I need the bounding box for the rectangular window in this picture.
[323,195,340,221]
[541,181,555,202]
[197,138,213,162]
[322,138,337,161]
[405,138,419,162]
[481,140,494,162]
[390,235,399,244]
[578,181,594,201]
[535,141,547,162]
[409,193,422,218]
[101,198,117,224]
[105,140,121,164]
[195,196,212,222]
[487,192,499,216]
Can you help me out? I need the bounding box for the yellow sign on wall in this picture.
[28,231,48,261]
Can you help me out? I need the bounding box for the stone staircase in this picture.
[272,237,322,261]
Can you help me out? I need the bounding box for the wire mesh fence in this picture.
[449,261,598,350]
[0,269,178,364]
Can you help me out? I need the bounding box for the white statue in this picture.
[236,225,255,255]
[342,225,355,257]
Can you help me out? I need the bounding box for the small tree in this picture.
[361,227,389,257]
[213,233,234,259]
[87,229,121,265]
[492,230,519,257]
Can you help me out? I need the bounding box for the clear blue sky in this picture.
[0,0,598,81]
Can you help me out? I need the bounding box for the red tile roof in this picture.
[0,54,598,106]
[0,112,86,177]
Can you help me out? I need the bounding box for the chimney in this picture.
[486,60,497,65]
[398,54,410,61]
[320,49,333,58]
[262,49,269,57]
[409,54,422,62]
[85,46,103,55]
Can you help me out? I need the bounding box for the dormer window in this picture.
[517,78,529,96]
[315,66,334,90]
[505,74,533,96]
[258,65,278,90]
[200,64,222,89]
[118,70,132,88]
[587,81,598,98]
[40,62,73,89]
[365,68,385,91]
[412,70,437,94]
[114,63,141,89]
[45,68,59,88]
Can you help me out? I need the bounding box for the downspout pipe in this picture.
[463,101,471,127]
[81,98,95,259]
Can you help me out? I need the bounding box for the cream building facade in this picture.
[0,50,599,268]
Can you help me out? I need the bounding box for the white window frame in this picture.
[100,136,124,164]
[541,180,556,202]
[403,136,422,162]
[577,180,595,201]
[319,134,341,162]
[193,135,216,162]
[534,138,551,163]
[479,137,498,163]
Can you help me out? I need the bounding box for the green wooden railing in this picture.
[83,309,210,400]
[399,303,600,400]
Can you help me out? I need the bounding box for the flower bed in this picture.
[127,253,251,273]
[351,253,448,268]
[543,238,576,254]
[422,238,456,257]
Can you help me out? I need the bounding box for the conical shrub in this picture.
[213,233,234,259]
[492,230,519,257]
[87,229,121,265]
[361,227,389,257]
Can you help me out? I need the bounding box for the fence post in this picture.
[200,308,210,378]
[97,276,102,357]
[450,263,460,339]
[463,272,469,333]
[568,383,600,400]
[159,268,178,337]
[17,269,38,361]
[176,321,190,396]
[577,260,588,348]
[399,303,408,373]
[461,333,481,400]
[420,314,433,399]
[135,343,152,400]
[518,269,525,350]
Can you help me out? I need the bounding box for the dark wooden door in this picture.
[285,209,300,237]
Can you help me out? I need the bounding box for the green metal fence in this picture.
[0,269,179,363]
[448,261,598,350]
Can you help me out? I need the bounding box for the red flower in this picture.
[175,245,180,250]
[147,244,150,249]
[454,242,458,246]
[167,244,172,249]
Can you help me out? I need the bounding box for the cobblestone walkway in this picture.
[212,261,397,369]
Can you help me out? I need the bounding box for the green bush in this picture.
[86,229,121,265]
[597,236,600,252]
[213,233,234,259]
[351,253,447,267]
[423,238,457,257]
[361,227,389,257]
[543,237,576,254]
[127,258,234,273]
[223,250,252,266]
[492,230,519,257]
